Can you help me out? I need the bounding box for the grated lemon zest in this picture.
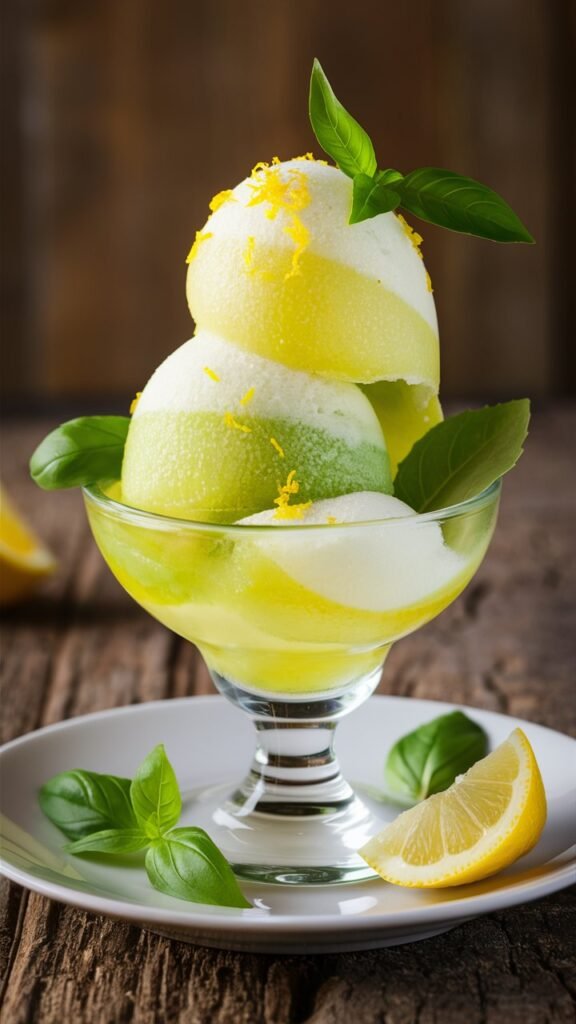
[274,501,313,521]
[269,437,285,458]
[326,516,339,524]
[203,366,220,382]
[293,152,327,165]
[396,214,424,259]
[425,269,434,293]
[186,230,213,264]
[209,189,234,212]
[273,469,312,519]
[240,387,255,406]
[243,235,256,272]
[246,158,311,278]
[284,217,310,278]
[224,411,252,434]
[129,391,142,415]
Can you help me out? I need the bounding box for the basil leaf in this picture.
[385,711,487,803]
[30,416,130,490]
[350,173,401,225]
[400,167,534,243]
[39,770,137,840]
[130,745,181,839]
[309,59,377,179]
[394,400,530,512]
[67,829,149,855]
[145,828,251,909]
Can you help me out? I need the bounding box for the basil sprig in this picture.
[393,399,530,512]
[30,416,130,490]
[39,745,250,909]
[385,711,487,804]
[309,59,533,242]
[39,771,136,840]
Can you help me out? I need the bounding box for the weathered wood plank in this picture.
[2,0,567,404]
[0,411,574,1023]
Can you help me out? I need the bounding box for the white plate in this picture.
[0,696,575,953]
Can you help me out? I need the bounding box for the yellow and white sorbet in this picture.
[121,332,392,523]
[239,492,466,614]
[186,158,439,387]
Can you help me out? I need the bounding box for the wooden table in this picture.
[1,410,575,1024]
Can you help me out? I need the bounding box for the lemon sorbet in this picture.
[87,486,498,695]
[122,331,392,522]
[186,157,441,466]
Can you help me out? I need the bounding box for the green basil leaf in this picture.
[385,711,488,803]
[130,745,181,839]
[394,400,530,512]
[350,173,401,225]
[30,416,130,490]
[39,770,137,840]
[67,829,149,855]
[309,59,377,179]
[145,828,251,908]
[400,167,534,243]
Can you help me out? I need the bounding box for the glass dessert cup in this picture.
[84,481,501,885]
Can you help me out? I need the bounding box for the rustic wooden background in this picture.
[1,408,575,1023]
[1,0,575,406]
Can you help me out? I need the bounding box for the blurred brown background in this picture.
[1,0,575,409]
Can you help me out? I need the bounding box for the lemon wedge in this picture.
[0,484,57,604]
[360,728,547,887]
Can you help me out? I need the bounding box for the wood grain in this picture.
[3,0,574,404]
[1,410,575,1023]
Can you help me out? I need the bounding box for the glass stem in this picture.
[230,720,355,817]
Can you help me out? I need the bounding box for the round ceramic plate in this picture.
[1,696,575,953]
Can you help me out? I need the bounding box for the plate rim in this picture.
[1,695,575,939]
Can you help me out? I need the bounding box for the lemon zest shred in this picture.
[246,158,311,279]
[243,235,256,272]
[396,213,424,259]
[425,270,434,293]
[224,411,252,434]
[209,189,234,212]
[284,217,310,278]
[326,516,338,525]
[274,501,313,521]
[186,230,213,264]
[269,437,285,458]
[203,366,220,382]
[273,469,312,519]
[294,152,327,164]
[129,392,142,415]
[240,387,255,406]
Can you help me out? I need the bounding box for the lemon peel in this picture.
[247,159,311,278]
[203,367,220,382]
[0,484,57,605]
[129,392,142,415]
[186,230,213,264]
[269,437,285,458]
[360,728,547,888]
[243,235,256,272]
[223,412,252,434]
[272,469,312,520]
[240,387,255,407]
[396,214,424,259]
[209,189,234,213]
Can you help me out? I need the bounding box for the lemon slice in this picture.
[0,484,57,604]
[360,728,547,887]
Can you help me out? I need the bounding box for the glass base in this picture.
[184,663,390,885]
[183,781,384,885]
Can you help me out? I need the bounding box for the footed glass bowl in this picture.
[84,481,500,884]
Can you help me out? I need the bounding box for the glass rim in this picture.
[82,478,502,534]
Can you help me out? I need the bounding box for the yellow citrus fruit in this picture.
[0,484,57,604]
[360,728,547,887]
